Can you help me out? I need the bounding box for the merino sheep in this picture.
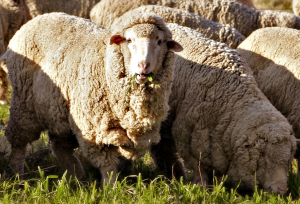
[3,12,182,182]
[94,5,245,49]
[293,0,300,16]
[26,0,101,19]
[150,24,296,194]
[0,0,31,104]
[90,0,300,37]
[237,27,300,177]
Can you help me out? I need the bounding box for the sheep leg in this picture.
[100,164,118,186]
[150,128,186,180]
[193,163,209,187]
[5,118,41,178]
[8,144,28,177]
[48,132,85,179]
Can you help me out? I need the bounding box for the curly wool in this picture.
[26,0,101,18]
[6,12,176,173]
[90,0,300,37]
[108,5,245,49]
[162,23,296,189]
[237,27,300,160]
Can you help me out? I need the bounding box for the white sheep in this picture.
[26,0,101,19]
[3,12,182,183]
[151,23,297,194]
[237,27,300,177]
[0,0,31,104]
[93,5,245,49]
[293,0,300,16]
[90,0,300,37]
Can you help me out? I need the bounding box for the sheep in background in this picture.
[90,0,300,37]
[235,0,255,8]
[3,12,182,183]
[26,0,101,19]
[237,27,300,177]
[93,5,245,49]
[0,0,31,104]
[293,0,300,16]
[150,23,296,194]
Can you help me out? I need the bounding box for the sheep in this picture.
[0,0,31,104]
[293,0,300,16]
[93,5,245,49]
[3,12,183,183]
[150,23,297,194]
[90,0,300,37]
[237,27,300,178]
[235,0,255,8]
[26,0,101,19]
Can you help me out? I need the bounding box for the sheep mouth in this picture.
[136,73,149,84]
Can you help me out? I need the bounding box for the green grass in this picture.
[0,105,300,203]
[0,170,299,203]
[1,79,300,202]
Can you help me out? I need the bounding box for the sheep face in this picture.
[110,24,182,84]
[125,25,165,84]
[263,164,288,195]
[260,139,295,195]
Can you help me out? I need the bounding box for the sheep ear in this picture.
[110,35,124,45]
[167,40,183,52]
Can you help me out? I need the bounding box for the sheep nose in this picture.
[138,61,150,72]
[278,186,287,195]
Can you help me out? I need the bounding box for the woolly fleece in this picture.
[26,0,101,19]
[161,23,297,189]
[99,5,245,49]
[90,0,300,37]
[0,0,31,103]
[237,27,300,162]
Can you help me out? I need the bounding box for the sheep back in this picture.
[108,5,245,49]
[26,0,101,18]
[90,0,300,37]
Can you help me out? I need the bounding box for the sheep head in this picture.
[260,136,296,195]
[110,25,182,84]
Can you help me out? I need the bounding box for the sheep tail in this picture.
[0,48,11,62]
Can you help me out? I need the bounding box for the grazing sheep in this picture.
[237,27,300,177]
[3,12,182,182]
[293,0,300,16]
[90,0,300,37]
[94,5,245,49]
[0,0,31,104]
[151,23,296,194]
[26,0,101,19]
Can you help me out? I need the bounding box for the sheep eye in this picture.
[127,39,132,43]
[158,40,162,45]
[13,0,20,3]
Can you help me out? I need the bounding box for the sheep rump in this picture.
[5,12,178,181]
